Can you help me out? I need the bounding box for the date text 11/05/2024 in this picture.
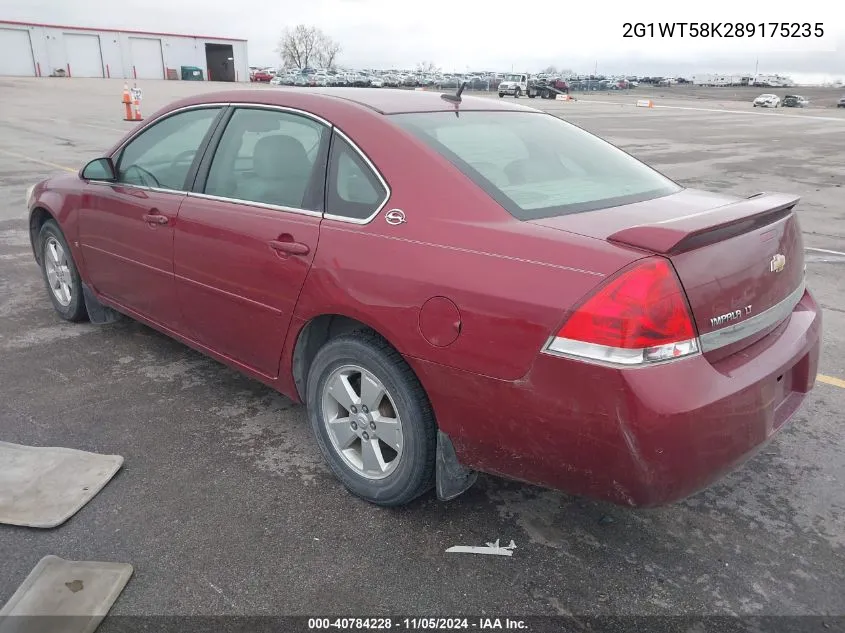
[308,618,527,630]
[623,22,824,38]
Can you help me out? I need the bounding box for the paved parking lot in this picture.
[1,78,844,617]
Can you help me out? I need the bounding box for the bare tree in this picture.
[416,61,439,73]
[277,25,341,70]
[542,65,558,74]
[317,33,341,69]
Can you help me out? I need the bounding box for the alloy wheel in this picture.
[44,237,73,306]
[321,364,404,480]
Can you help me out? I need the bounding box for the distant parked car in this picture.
[837,96,845,108]
[370,77,385,88]
[252,70,273,83]
[782,95,809,108]
[753,94,780,108]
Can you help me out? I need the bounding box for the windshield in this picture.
[391,111,681,220]
[504,74,522,82]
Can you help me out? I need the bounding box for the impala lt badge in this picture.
[710,305,753,328]
[385,209,406,226]
[770,253,786,273]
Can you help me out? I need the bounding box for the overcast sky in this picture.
[3,0,843,81]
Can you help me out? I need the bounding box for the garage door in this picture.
[64,33,103,78]
[129,37,164,79]
[0,28,36,77]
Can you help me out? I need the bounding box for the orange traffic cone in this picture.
[132,95,143,121]
[122,83,132,121]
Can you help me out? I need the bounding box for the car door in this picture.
[173,106,330,378]
[78,106,224,327]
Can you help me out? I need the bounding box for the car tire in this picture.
[38,220,87,322]
[306,330,437,506]
[498,93,504,98]
[514,88,521,98]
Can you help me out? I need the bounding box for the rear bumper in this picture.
[409,289,822,507]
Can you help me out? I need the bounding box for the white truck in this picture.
[498,73,529,97]
[497,73,570,99]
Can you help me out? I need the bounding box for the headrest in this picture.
[252,135,309,179]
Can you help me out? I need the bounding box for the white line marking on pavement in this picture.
[806,247,845,256]
[573,100,845,123]
[45,118,128,133]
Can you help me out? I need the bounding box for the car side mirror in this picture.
[81,157,116,182]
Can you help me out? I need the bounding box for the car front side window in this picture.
[115,107,221,191]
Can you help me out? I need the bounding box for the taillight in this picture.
[545,258,700,365]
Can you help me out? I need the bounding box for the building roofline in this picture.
[0,19,246,42]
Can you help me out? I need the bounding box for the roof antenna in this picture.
[441,81,467,103]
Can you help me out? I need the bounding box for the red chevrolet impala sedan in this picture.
[26,88,821,507]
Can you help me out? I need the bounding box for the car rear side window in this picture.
[204,108,326,211]
[391,111,681,220]
[325,133,388,221]
[116,107,221,191]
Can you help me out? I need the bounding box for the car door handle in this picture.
[142,213,169,225]
[268,239,310,256]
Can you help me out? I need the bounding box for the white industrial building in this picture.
[0,20,249,82]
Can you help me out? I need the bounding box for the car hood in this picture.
[40,172,79,189]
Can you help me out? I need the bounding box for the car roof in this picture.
[166,88,538,115]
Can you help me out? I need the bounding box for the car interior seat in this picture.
[237,134,312,208]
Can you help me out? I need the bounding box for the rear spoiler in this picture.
[607,193,799,255]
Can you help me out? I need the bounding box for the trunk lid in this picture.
[530,189,806,356]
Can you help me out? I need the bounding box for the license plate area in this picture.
[771,368,793,427]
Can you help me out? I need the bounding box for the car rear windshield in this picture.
[391,111,682,220]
